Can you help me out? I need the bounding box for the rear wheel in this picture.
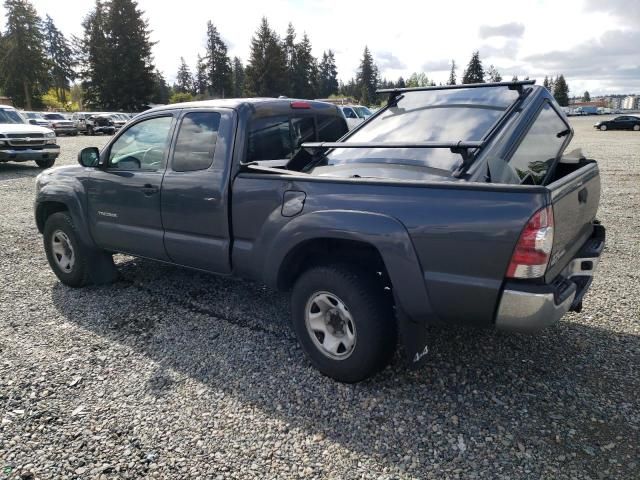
[600,124,607,131]
[87,126,94,136]
[291,264,396,383]
[35,158,56,169]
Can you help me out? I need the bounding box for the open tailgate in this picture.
[545,160,601,282]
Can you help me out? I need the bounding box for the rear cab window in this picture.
[246,110,347,162]
[172,112,221,172]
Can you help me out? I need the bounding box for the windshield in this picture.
[318,86,519,173]
[0,109,26,125]
[44,113,65,120]
[353,106,372,118]
[25,112,43,119]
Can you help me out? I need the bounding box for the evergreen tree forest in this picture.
[0,0,573,110]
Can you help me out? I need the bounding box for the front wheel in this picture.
[633,125,640,131]
[600,124,607,131]
[43,212,117,287]
[35,158,56,169]
[290,264,396,383]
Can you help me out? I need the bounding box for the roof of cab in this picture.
[146,98,341,115]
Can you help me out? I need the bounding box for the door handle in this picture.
[141,184,159,195]
[578,188,588,204]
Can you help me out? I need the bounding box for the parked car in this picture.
[0,105,59,168]
[42,112,78,136]
[594,115,640,131]
[85,114,116,135]
[22,111,51,128]
[108,113,127,130]
[71,112,91,133]
[339,105,373,129]
[34,84,605,382]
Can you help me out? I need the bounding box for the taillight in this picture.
[290,101,311,109]
[506,205,554,279]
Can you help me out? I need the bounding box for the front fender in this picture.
[35,178,94,248]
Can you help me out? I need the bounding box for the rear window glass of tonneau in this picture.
[325,87,519,172]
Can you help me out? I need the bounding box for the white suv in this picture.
[339,105,373,130]
[0,105,59,168]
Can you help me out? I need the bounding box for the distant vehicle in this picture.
[339,105,373,129]
[594,115,640,131]
[42,113,78,136]
[597,107,612,115]
[23,111,51,128]
[0,105,59,168]
[71,112,91,133]
[108,113,127,130]
[574,106,599,116]
[85,114,116,136]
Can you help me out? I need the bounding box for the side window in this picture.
[507,103,568,185]
[108,116,173,170]
[173,112,221,172]
[247,116,292,161]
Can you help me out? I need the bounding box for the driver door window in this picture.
[108,116,173,170]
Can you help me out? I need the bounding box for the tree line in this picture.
[0,0,572,111]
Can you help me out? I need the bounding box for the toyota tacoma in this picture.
[34,83,605,382]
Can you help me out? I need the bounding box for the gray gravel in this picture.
[1,118,638,479]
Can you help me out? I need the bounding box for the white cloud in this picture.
[1,0,637,95]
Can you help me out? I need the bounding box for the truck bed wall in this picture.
[231,175,549,327]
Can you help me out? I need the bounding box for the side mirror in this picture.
[78,147,100,167]
[29,119,37,125]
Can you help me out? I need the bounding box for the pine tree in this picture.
[292,33,317,98]
[104,0,156,110]
[396,76,406,88]
[77,0,109,109]
[194,54,208,96]
[231,57,245,98]
[542,76,551,92]
[511,75,519,82]
[582,90,591,102]
[79,0,155,110]
[462,51,484,84]
[175,57,192,94]
[150,70,170,104]
[317,50,338,97]
[43,15,74,103]
[0,0,49,109]
[244,17,287,97]
[283,22,297,96]
[204,21,232,98]
[553,75,570,106]
[485,64,502,83]
[447,60,457,85]
[356,46,378,105]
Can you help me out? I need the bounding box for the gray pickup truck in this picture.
[35,82,605,382]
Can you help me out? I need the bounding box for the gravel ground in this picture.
[0,117,638,479]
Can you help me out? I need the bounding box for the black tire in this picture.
[87,126,94,136]
[291,264,396,383]
[35,158,56,169]
[600,124,607,131]
[43,212,117,287]
[634,125,640,131]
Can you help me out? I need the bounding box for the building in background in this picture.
[622,95,638,110]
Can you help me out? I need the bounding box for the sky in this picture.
[2,0,639,96]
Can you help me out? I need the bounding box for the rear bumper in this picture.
[495,223,605,332]
[53,127,77,134]
[0,146,60,162]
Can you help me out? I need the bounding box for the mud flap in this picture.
[396,308,430,369]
